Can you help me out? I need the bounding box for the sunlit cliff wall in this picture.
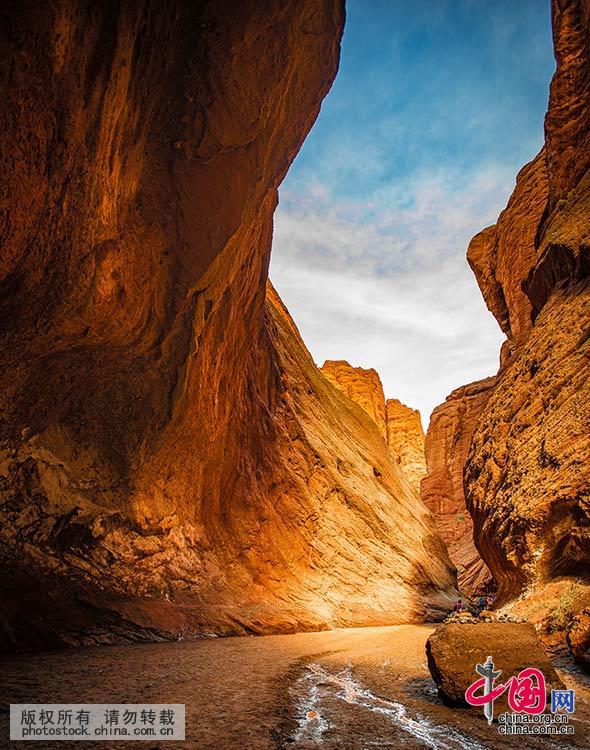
[321,361,389,438]
[385,398,427,494]
[0,0,456,650]
[321,361,427,492]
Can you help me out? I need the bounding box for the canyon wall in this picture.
[421,379,494,597]
[385,399,426,493]
[320,361,427,492]
[0,0,456,650]
[467,149,548,352]
[422,146,549,597]
[321,361,388,438]
[465,0,590,606]
[422,0,590,619]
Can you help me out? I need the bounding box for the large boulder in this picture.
[426,622,564,708]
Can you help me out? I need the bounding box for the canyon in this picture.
[420,0,590,649]
[0,0,456,651]
[0,0,589,664]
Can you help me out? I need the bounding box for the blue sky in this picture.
[270,0,555,424]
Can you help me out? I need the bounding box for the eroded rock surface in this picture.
[385,399,426,493]
[0,0,457,650]
[320,361,426,492]
[425,1,590,623]
[467,149,548,350]
[466,284,590,602]
[567,608,590,671]
[421,379,495,597]
[463,0,590,607]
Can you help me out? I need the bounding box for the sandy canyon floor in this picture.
[1,625,588,749]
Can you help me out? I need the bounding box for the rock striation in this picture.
[421,379,495,597]
[321,361,388,438]
[0,0,457,650]
[423,0,590,636]
[320,361,427,492]
[385,399,426,493]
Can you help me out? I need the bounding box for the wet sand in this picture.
[1,624,588,749]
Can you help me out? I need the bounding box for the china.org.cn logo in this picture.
[465,656,575,736]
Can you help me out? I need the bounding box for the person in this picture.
[478,595,486,612]
[454,598,463,612]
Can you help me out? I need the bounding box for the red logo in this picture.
[466,661,546,720]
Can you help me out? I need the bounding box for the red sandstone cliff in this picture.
[467,149,548,351]
[385,399,426,493]
[320,361,426,492]
[422,0,590,638]
[464,0,590,609]
[423,148,548,596]
[420,379,494,597]
[0,1,456,650]
[321,361,388,438]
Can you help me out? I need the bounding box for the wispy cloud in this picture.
[270,165,514,423]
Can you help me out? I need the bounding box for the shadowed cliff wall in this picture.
[422,0,590,615]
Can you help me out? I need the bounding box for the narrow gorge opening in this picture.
[271,0,554,428]
[1,3,590,744]
[270,0,556,598]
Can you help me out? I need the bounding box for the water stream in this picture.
[1,625,587,749]
[291,663,487,749]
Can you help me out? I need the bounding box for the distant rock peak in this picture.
[320,360,427,493]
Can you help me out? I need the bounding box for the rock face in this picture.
[321,361,388,438]
[385,399,426,493]
[424,0,590,620]
[421,379,495,597]
[0,1,457,650]
[567,608,590,670]
[467,149,548,350]
[466,285,590,602]
[544,0,590,216]
[321,361,426,492]
[426,622,564,708]
[463,0,590,606]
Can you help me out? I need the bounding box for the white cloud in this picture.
[270,164,511,426]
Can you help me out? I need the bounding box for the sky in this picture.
[269,0,555,425]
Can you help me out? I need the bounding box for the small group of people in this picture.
[453,593,495,614]
[476,593,495,613]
